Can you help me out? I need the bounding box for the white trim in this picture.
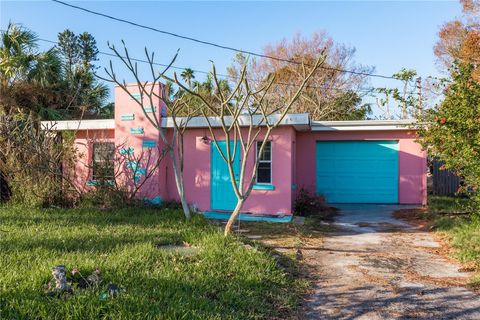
[311,119,417,131]
[161,113,310,131]
[91,142,116,181]
[41,119,115,131]
[255,141,272,185]
[41,116,420,132]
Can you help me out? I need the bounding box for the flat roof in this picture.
[41,116,418,132]
[161,113,311,131]
[41,119,115,131]
[311,119,417,131]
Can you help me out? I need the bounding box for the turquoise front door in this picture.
[316,141,399,203]
[211,141,241,210]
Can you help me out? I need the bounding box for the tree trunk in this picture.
[0,170,11,202]
[170,152,191,220]
[224,198,245,236]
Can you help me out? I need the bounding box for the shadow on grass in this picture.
[0,206,203,228]
[1,267,294,320]
[1,231,189,254]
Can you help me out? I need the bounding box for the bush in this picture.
[79,186,139,209]
[293,187,336,219]
[0,116,80,207]
[417,62,480,206]
[159,200,183,210]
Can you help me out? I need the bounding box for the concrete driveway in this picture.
[301,204,480,320]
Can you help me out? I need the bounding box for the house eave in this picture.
[41,119,115,131]
[311,119,418,131]
[160,113,311,131]
[40,117,420,132]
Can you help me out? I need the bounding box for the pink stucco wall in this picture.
[68,83,426,211]
[114,84,168,201]
[295,130,427,205]
[70,83,169,200]
[70,129,115,192]
[71,125,427,211]
[70,125,426,211]
[163,127,296,215]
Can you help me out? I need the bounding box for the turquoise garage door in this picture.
[316,141,399,203]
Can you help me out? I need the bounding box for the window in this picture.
[92,142,115,181]
[256,141,272,184]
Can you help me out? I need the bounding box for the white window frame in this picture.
[255,140,272,184]
[92,142,115,181]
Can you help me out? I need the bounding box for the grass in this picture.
[427,196,480,287]
[237,217,333,249]
[232,216,334,289]
[426,196,472,215]
[0,206,301,319]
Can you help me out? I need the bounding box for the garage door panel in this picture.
[316,141,399,203]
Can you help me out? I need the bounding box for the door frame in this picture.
[210,140,241,211]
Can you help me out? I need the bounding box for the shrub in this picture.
[0,116,81,207]
[159,200,183,210]
[293,187,336,219]
[417,62,480,207]
[79,186,138,209]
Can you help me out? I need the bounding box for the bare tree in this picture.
[374,69,423,120]
[78,137,168,201]
[227,32,372,120]
[99,41,198,220]
[115,142,168,200]
[434,1,479,80]
[168,55,326,235]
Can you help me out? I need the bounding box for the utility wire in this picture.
[51,0,402,81]
[32,35,386,94]
[0,28,418,95]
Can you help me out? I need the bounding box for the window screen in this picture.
[256,141,272,184]
[92,142,115,181]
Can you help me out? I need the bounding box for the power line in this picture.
[30,34,382,94]
[51,0,401,81]
[0,28,418,95]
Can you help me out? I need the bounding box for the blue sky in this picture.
[1,1,461,108]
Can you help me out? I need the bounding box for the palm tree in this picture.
[0,23,61,87]
[0,22,37,85]
[180,68,195,88]
[1,23,63,118]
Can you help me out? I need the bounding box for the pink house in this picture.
[43,83,427,220]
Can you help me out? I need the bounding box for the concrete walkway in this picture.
[301,204,480,320]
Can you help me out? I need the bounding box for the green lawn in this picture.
[428,196,480,287]
[0,206,300,319]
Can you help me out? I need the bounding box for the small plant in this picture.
[293,188,336,219]
[159,200,183,210]
[80,186,138,209]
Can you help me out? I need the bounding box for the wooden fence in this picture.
[430,159,461,196]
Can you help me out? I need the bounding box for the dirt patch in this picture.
[403,267,469,288]
[237,217,331,249]
[394,208,480,275]
[393,207,432,230]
